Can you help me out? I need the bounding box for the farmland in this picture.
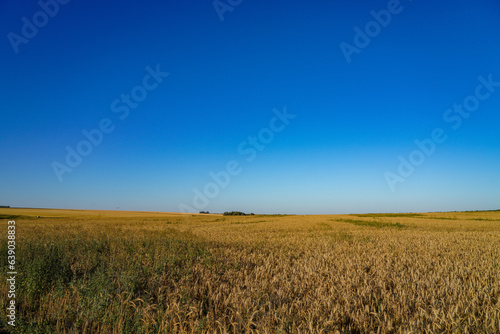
[1,208,500,333]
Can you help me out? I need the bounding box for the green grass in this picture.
[352,213,424,218]
[0,214,35,220]
[463,209,500,213]
[0,234,224,334]
[422,217,500,221]
[334,218,407,229]
[353,212,500,221]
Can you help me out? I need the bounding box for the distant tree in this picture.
[223,211,248,216]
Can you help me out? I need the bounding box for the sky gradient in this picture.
[1,0,499,214]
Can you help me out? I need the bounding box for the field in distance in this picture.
[1,208,500,333]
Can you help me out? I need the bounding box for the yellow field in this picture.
[1,208,500,333]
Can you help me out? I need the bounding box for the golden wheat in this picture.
[1,208,499,333]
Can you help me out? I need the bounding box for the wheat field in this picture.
[1,208,499,333]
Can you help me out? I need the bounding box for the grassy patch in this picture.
[0,214,35,220]
[334,218,406,229]
[1,235,218,333]
[463,209,500,213]
[424,217,500,221]
[352,213,423,218]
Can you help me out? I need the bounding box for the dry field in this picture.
[1,208,500,333]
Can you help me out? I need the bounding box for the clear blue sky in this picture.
[1,0,499,214]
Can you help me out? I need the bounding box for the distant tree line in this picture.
[223,211,254,216]
[199,211,210,214]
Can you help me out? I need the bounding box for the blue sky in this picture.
[1,0,499,214]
